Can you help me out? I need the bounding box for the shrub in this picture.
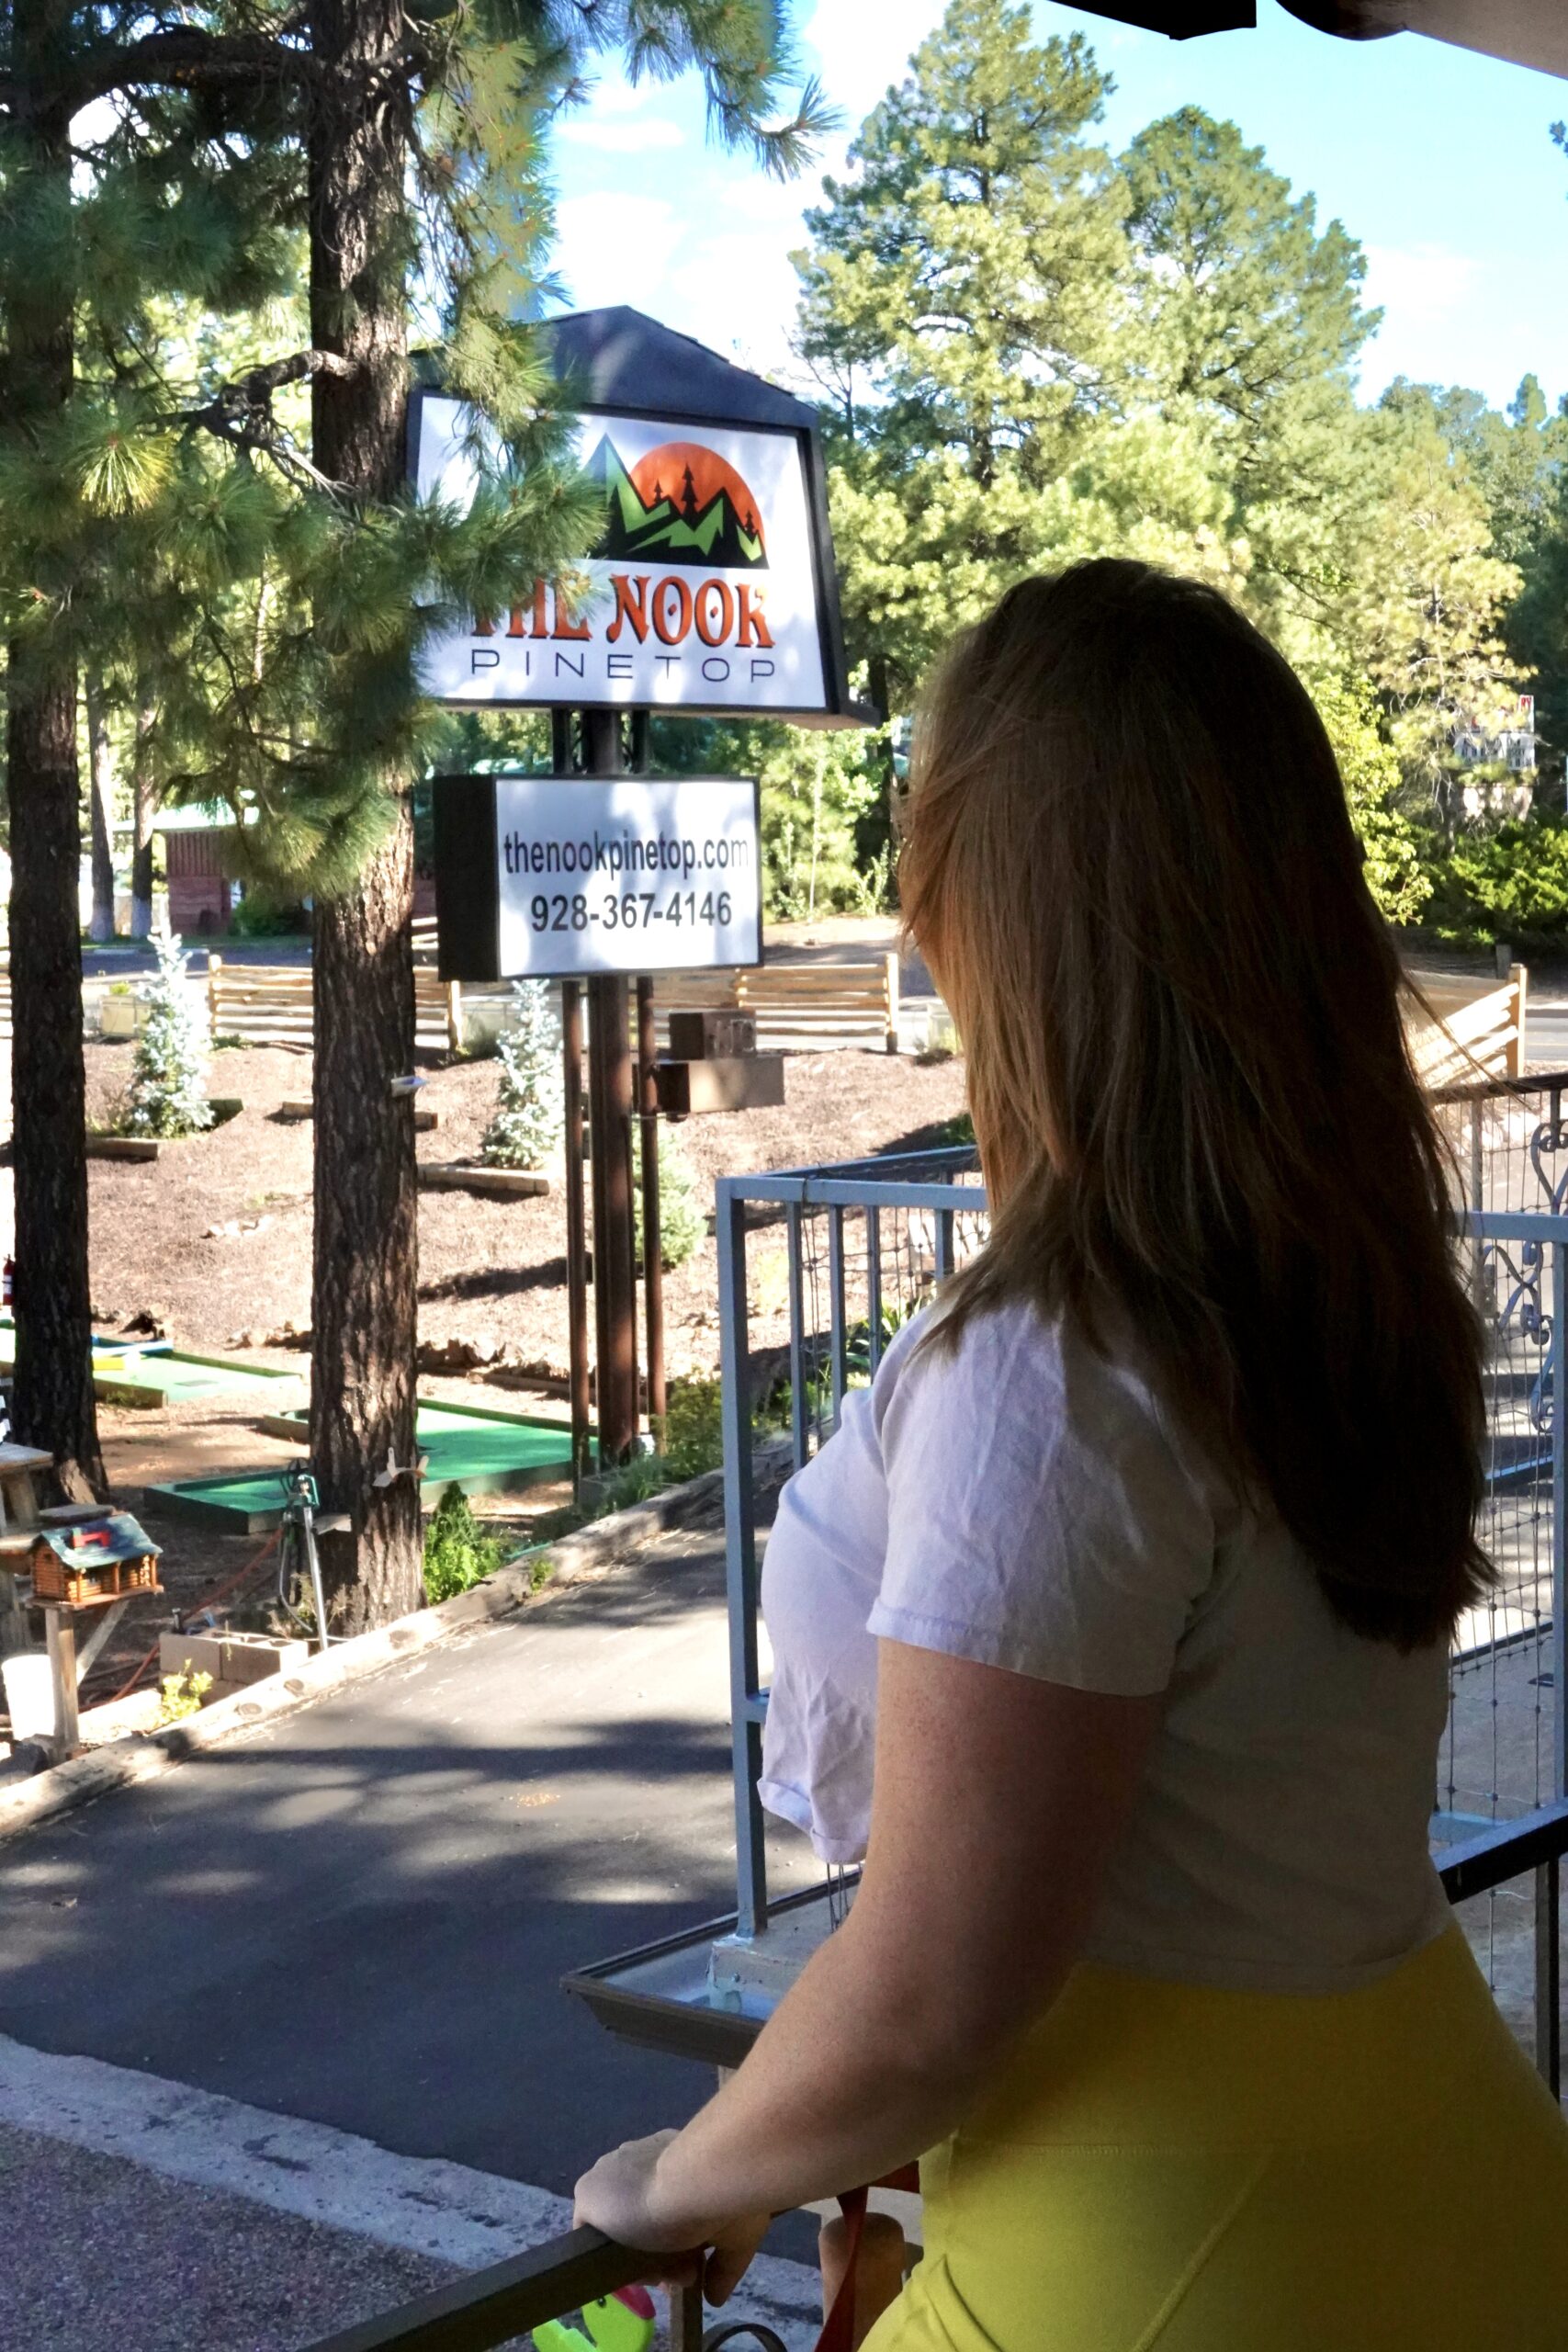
[229,890,305,939]
[634,1127,705,1270]
[157,1666,213,1724]
[422,1483,508,1602]
[661,1376,723,1480]
[124,932,213,1138]
[481,979,563,1169]
[1419,814,1568,952]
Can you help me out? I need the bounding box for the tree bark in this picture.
[4,9,102,1498]
[85,673,118,943]
[306,0,421,1628]
[130,695,155,936]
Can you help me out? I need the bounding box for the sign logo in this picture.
[414,399,830,713]
[589,435,768,571]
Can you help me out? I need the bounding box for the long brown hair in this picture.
[900,560,1488,1650]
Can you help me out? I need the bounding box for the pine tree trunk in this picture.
[130,696,155,936]
[306,0,422,1630]
[85,673,117,943]
[3,31,101,1498]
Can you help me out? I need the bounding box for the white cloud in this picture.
[799,0,943,127]
[572,76,663,116]
[554,193,681,316]
[665,230,802,380]
[1361,242,1480,328]
[556,114,685,153]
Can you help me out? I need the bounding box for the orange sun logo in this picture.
[628,442,766,556]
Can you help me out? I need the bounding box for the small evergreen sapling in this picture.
[634,1126,706,1271]
[124,933,214,1138]
[481,980,564,1170]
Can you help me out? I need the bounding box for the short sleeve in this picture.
[865,1301,1215,1696]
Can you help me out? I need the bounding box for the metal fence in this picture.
[716,1146,1568,2090]
[303,1126,1568,2352]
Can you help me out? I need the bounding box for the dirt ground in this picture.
[70,1035,966,1382]
[0,1033,966,1720]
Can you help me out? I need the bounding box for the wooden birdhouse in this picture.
[28,1513,164,1608]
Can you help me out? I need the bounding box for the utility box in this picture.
[655,1055,785,1120]
[666,1008,758,1062]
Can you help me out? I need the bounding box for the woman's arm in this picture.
[574,1639,1161,2291]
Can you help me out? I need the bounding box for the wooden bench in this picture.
[208,954,463,1055]
[654,956,901,1055]
[1409,970,1528,1092]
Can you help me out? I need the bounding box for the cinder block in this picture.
[159,1632,309,1690]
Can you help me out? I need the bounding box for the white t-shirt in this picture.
[759,1297,1452,1993]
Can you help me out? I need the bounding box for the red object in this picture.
[611,2287,656,2321]
[3,1256,12,1308]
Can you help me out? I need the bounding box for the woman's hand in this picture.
[572,2127,772,2304]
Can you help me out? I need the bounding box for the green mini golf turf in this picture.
[0,1321,304,1406]
[147,1403,581,1529]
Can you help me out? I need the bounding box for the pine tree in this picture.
[481,981,563,1170]
[2,0,831,1600]
[123,933,214,1139]
[794,0,1133,704]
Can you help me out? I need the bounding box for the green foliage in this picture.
[634,1127,705,1271]
[228,890,304,939]
[0,2,835,907]
[1418,814,1568,954]
[422,1484,507,1603]
[481,979,563,1170]
[123,931,214,1138]
[650,713,893,918]
[157,1666,213,1725]
[1309,673,1430,927]
[795,0,1527,910]
[661,1376,724,1482]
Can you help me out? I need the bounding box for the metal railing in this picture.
[716,1148,986,1933]
[716,1152,1568,2074]
[301,2235,709,2352]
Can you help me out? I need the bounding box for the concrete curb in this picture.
[0,1437,794,1845]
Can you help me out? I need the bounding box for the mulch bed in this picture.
[1,1033,965,1717]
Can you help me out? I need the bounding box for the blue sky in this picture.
[547,0,1568,417]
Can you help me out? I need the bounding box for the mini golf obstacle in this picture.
[147,1397,583,1531]
[0,1320,306,1409]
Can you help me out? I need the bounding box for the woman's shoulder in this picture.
[876,1289,1163,1440]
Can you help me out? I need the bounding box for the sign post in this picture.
[420,305,871,1476]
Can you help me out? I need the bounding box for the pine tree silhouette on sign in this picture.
[681,464,700,525]
[652,480,664,503]
[743,507,758,537]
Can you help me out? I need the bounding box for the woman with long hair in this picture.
[575,560,1568,2347]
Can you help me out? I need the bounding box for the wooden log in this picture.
[416,1161,552,1199]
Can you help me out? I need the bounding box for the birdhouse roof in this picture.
[32,1512,163,1566]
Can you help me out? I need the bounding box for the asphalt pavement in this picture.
[0,1523,813,2191]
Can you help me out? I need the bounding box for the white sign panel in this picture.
[413,396,829,715]
[489,775,760,978]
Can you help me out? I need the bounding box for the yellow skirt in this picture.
[863,1927,1568,2351]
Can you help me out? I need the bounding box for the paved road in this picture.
[0,1523,811,2194]
[1526,1002,1568,1069]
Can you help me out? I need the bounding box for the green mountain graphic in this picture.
[585,435,768,571]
